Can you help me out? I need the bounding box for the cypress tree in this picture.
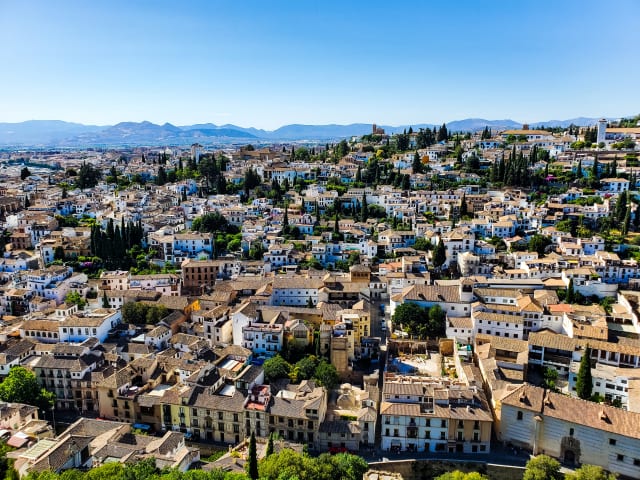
[282,203,289,234]
[576,159,583,179]
[107,218,115,240]
[247,431,259,480]
[266,433,274,456]
[412,151,422,174]
[102,290,110,309]
[566,278,575,304]
[591,156,600,180]
[575,346,593,400]
[361,193,368,222]
[460,193,468,218]
[623,206,631,235]
[432,238,446,270]
[616,191,628,224]
[401,174,410,191]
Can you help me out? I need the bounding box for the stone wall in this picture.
[367,460,525,480]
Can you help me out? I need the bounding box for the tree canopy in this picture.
[435,472,488,480]
[575,346,593,400]
[76,162,101,190]
[262,355,291,383]
[523,455,562,480]
[121,302,169,325]
[392,303,446,338]
[192,212,237,235]
[259,449,367,480]
[0,366,55,411]
[432,239,446,269]
[528,235,552,256]
[262,355,339,389]
[565,464,616,480]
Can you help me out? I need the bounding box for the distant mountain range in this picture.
[0,116,625,147]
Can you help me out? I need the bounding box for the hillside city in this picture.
[1,117,640,480]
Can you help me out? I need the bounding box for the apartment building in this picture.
[380,376,492,454]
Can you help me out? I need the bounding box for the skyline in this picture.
[1,0,639,129]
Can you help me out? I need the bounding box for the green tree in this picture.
[314,360,339,389]
[432,238,446,270]
[102,290,110,309]
[591,156,600,181]
[197,155,219,189]
[543,367,559,392]
[523,455,562,480]
[427,305,446,337]
[53,245,65,261]
[437,123,448,142]
[412,151,422,174]
[156,166,168,186]
[192,212,231,234]
[65,291,87,310]
[576,345,593,400]
[566,278,575,304]
[0,366,55,411]
[615,191,628,224]
[460,193,468,218]
[76,162,101,190]
[265,433,274,457]
[247,431,259,480]
[565,464,616,480]
[293,356,318,382]
[435,472,488,480]
[396,131,409,151]
[392,303,426,335]
[263,355,291,383]
[623,206,631,235]
[243,168,261,194]
[528,235,552,256]
[413,237,432,252]
[361,193,368,222]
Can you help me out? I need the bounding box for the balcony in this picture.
[543,353,571,366]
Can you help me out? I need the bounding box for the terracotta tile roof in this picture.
[503,384,640,440]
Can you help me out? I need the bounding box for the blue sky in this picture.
[0,0,638,129]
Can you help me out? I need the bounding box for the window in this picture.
[617,454,624,462]
[517,411,523,420]
[634,459,640,467]
[569,428,574,436]
[609,438,617,446]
